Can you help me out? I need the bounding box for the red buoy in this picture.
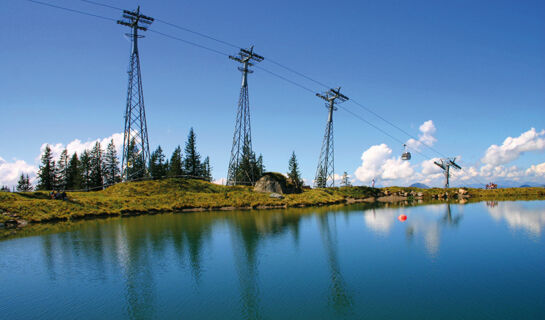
[398,214,407,222]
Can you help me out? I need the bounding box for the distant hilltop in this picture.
[409,183,430,189]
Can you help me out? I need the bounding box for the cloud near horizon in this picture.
[354,122,545,187]
[481,128,545,166]
[0,133,123,188]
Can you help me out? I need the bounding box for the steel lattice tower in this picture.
[117,7,154,180]
[226,46,264,186]
[315,88,348,188]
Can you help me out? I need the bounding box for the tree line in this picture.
[32,127,212,191]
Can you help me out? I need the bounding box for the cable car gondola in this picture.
[401,144,411,160]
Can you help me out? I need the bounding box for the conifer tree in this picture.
[37,145,56,190]
[89,142,104,190]
[235,144,262,185]
[183,128,202,177]
[16,174,33,192]
[103,139,121,186]
[201,156,212,182]
[66,153,82,190]
[56,149,69,190]
[149,145,167,179]
[288,151,303,191]
[168,146,183,177]
[79,150,92,191]
[256,154,265,178]
[341,171,351,187]
[315,165,327,188]
[125,138,146,180]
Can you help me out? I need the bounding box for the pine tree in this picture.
[234,145,263,185]
[182,128,202,177]
[125,138,146,180]
[16,174,33,192]
[56,149,69,191]
[103,139,121,186]
[89,142,104,190]
[149,145,167,179]
[288,151,303,191]
[341,171,351,187]
[201,156,212,182]
[37,145,56,190]
[168,146,183,177]
[256,154,265,178]
[66,153,82,190]
[79,150,92,191]
[315,165,327,188]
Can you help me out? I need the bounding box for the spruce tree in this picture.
[37,145,56,190]
[288,151,303,191]
[16,174,33,192]
[256,154,265,178]
[315,165,327,188]
[103,139,121,186]
[125,138,146,180]
[56,149,69,191]
[201,156,212,182]
[80,150,92,191]
[235,144,261,185]
[168,146,183,177]
[182,128,202,177]
[66,153,82,190]
[89,142,104,190]
[341,171,351,187]
[149,145,167,179]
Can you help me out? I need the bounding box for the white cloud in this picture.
[421,158,442,175]
[406,120,437,151]
[481,128,545,166]
[0,157,37,188]
[353,122,545,187]
[213,177,226,185]
[1,133,123,189]
[354,144,414,183]
[38,132,124,161]
[354,144,392,183]
[525,162,545,177]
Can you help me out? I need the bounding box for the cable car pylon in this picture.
[434,158,462,188]
[314,87,348,188]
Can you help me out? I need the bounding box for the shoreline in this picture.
[1,178,544,232]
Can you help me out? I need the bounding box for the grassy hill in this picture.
[0,179,379,224]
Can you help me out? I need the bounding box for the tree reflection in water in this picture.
[317,212,353,314]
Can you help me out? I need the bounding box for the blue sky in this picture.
[1,0,544,187]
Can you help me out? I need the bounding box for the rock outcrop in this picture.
[254,173,288,194]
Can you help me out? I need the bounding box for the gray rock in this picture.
[254,174,285,194]
[269,193,284,199]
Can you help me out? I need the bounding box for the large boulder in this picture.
[254,172,288,194]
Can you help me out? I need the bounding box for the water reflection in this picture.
[364,204,463,256]
[317,213,353,313]
[2,201,544,319]
[487,201,545,236]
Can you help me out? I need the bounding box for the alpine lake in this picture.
[1,200,544,319]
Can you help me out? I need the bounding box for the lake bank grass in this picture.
[1,178,544,226]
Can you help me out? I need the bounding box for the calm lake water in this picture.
[1,201,544,319]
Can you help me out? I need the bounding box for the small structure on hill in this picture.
[486,182,497,189]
